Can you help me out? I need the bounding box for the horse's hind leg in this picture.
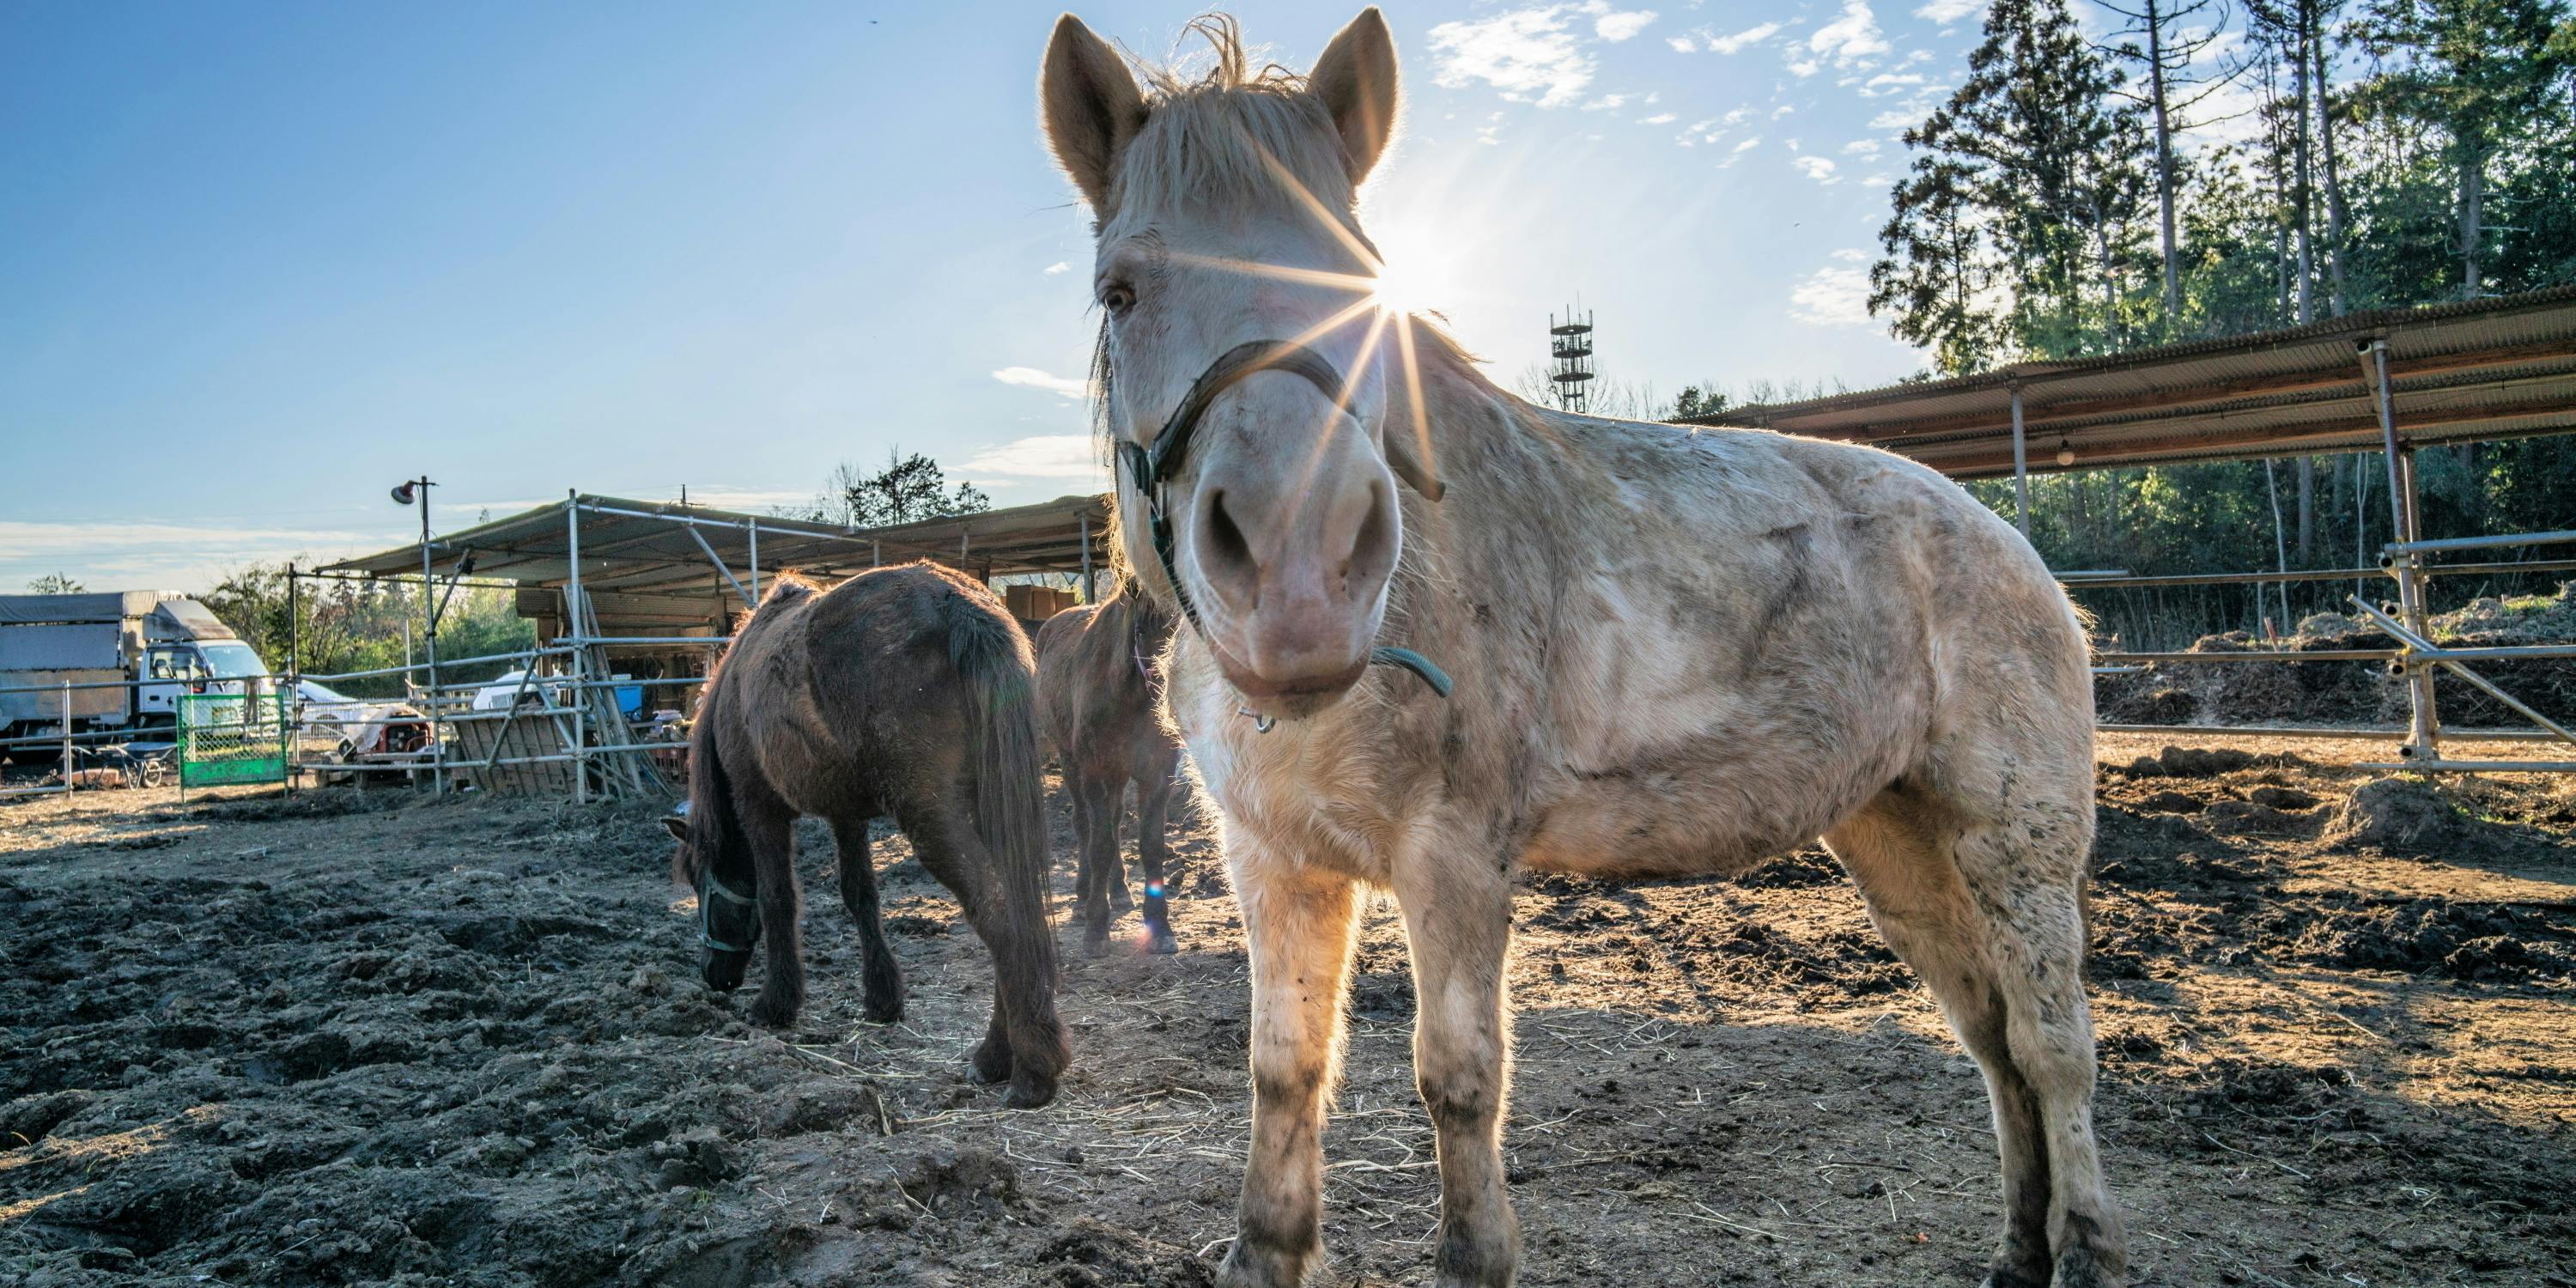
[741,797,805,1030]
[1135,760,1180,955]
[1105,779,1134,914]
[831,817,902,1024]
[1826,788,2125,1288]
[1073,772,1121,953]
[904,800,1068,1108]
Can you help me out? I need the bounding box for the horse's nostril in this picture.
[1203,489,1258,604]
[1343,481,1396,598]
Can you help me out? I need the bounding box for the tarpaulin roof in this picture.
[1674,285,2576,477]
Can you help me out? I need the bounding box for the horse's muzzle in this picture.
[701,945,750,993]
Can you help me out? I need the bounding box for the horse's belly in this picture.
[1519,689,1920,879]
[1518,769,1860,878]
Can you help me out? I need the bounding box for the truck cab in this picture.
[0,592,271,741]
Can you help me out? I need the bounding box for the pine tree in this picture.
[1871,0,2154,371]
[2352,0,2575,295]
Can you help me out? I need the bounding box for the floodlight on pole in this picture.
[390,476,442,795]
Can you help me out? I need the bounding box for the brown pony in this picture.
[1035,578,1185,955]
[666,563,1069,1108]
[1041,10,2126,1285]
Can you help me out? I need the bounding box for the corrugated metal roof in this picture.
[322,493,1112,641]
[1677,285,2576,477]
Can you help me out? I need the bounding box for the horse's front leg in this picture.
[1220,854,1362,1288]
[1394,848,1518,1287]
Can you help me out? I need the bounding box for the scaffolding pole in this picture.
[568,495,588,805]
[2366,338,2441,762]
[2010,385,2030,537]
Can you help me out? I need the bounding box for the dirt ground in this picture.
[3,734,2573,1288]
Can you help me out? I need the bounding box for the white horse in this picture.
[1038,11,2124,1286]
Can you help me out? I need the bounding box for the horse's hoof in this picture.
[1109,884,1135,914]
[970,1039,1012,1085]
[749,997,799,1030]
[1002,1074,1059,1109]
[1083,933,1111,958]
[863,997,904,1024]
[1146,927,1180,956]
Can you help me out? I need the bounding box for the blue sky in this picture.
[3,0,2010,592]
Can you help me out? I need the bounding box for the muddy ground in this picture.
[3,735,2572,1287]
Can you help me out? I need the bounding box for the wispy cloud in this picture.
[1427,7,1596,107]
[1915,0,1984,23]
[1638,112,1678,125]
[1593,8,1658,41]
[1042,261,1072,276]
[0,519,386,594]
[1718,135,1763,167]
[1790,251,1876,326]
[1805,2,1890,71]
[1703,21,1783,54]
[1667,33,1696,52]
[1792,155,1841,184]
[959,435,1102,482]
[1859,72,1926,97]
[1841,137,1885,156]
[992,366,1090,399]
[1427,3,1661,106]
[1674,107,1753,147]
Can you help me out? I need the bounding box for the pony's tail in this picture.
[948,602,1059,982]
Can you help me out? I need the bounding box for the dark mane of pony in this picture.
[672,574,820,889]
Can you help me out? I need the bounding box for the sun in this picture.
[1368,256,1439,315]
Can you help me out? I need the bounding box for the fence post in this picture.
[61,681,73,799]
[286,563,300,797]
[568,495,589,805]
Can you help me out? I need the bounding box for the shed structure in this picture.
[313,492,1114,801]
[1676,286,2576,772]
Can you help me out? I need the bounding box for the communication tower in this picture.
[1548,307,1595,414]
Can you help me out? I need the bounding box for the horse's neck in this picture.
[1406,350,1589,592]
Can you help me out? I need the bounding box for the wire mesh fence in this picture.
[176,692,291,793]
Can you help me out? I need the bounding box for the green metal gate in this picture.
[178,692,290,791]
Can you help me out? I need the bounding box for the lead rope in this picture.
[1117,340,1453,734]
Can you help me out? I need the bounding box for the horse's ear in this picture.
[1309,9,1400,186]
[661,814,689,842]
[1041,14,1146,213]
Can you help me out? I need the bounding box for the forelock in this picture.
[1112,16,1353,217]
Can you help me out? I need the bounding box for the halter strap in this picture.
[1116,340,1454,722]
[697,870,756,955]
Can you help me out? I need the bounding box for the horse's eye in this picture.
[1102,282,1137,316]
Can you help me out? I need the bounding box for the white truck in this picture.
[0,592,273,742]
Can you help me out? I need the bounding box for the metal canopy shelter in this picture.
[322,492,1114,641]
[1675,284,2576,481]
[1679,286,2576,774]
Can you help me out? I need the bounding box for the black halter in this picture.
[696,869,756,955]
[1116,340,1453,724]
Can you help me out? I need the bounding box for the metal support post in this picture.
[2366,339,2439,761]
[2009,384,2030,538]
[416,480,445,797]
[286,563,300,795]
[61,682,73,799]
[568,495,589,805]
[747,519,761,601]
